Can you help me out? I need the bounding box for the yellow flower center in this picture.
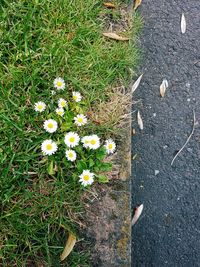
[61,101,65,107]
[108,144,113,149]
[58,111,63,115]
[57,81,62,87]
[68,152,74,158]
[48,123,53,129]
[90,140,96,145]
[77,118,83,123]
[38,105,43,110]
[83,175,89,181]
[73,95,78,101]
[46,144,52,150]
[69,137,75,143]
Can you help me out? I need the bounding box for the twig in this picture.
[171,110,196,166]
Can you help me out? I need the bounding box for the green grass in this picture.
[0,0,142,266]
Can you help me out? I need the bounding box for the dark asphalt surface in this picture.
[131,1,200,266]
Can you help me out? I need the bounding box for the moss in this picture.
[116,225,130,260]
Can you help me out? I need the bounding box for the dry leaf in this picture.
[103,32,129,41]
[132,128,136,135]
[137,111,143,130]
[181,13,186,34]
[132,204,144,225]
[60,233,76,261]
[131,74,143,93]
[132,154,137,160]
[160,79,168,97]
[103,2,115,8]
[134,0,142,10]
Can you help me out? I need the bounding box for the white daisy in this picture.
[74,114,87,126]
[79,170,94,187]
[65,149,77,162]
[105,139,116,154]
[51,90,56,95]
[43,119,58,133]
[53,77,65,90]
[41,139,58,156]
[56,107,64,117]
[72,92,82,102]
[64,132,80,148]
[58,98,67,108]
[87,135,100,150]
[34,101,46,112]
[81,136,90,148]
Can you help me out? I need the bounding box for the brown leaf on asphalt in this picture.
[181,13,186,34]
[137,111,143,130]
[134,0,142,10]
[131,74,143,93]
[103,2,115,8]
[160,79,168,97]
[132,204,144,225]
[102,32,129,41]
[132,128,136,135]
[60,233,76,261]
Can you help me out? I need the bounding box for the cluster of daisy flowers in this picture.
[34,77,116,187]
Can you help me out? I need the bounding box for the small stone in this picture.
[187,98,191,102]
[155,170,160,176]
[153,113,156,117]
[186,82,190,88]
[163,145,168,149]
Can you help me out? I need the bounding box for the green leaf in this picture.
[75,145,83,154]
[65,110,74,120]
[47,160,55,176]
[75,106,84,113]
[89,158,95,168]
[61,122,73,131]
[96,147,107,160]
[97,175,109,183]
[76,160,87,172]
[99,162,112,172]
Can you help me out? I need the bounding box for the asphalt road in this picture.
[131,1,200,266]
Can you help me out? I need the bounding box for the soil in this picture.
[132,1,200,266]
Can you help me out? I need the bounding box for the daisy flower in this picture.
[43,119,58,133]
[65,149,77,162]
[74,114,87,126]
[58,98,67,108]
[56,107,64,117]
[81,136,90,148]
[64,132,80,148]
[53,77,65,90]
[72,92,82,102]
[87,135,100,150]
[41,139,58,156]
[79,170,94,187]
[105,139,116,154]
[34,101,46,112]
